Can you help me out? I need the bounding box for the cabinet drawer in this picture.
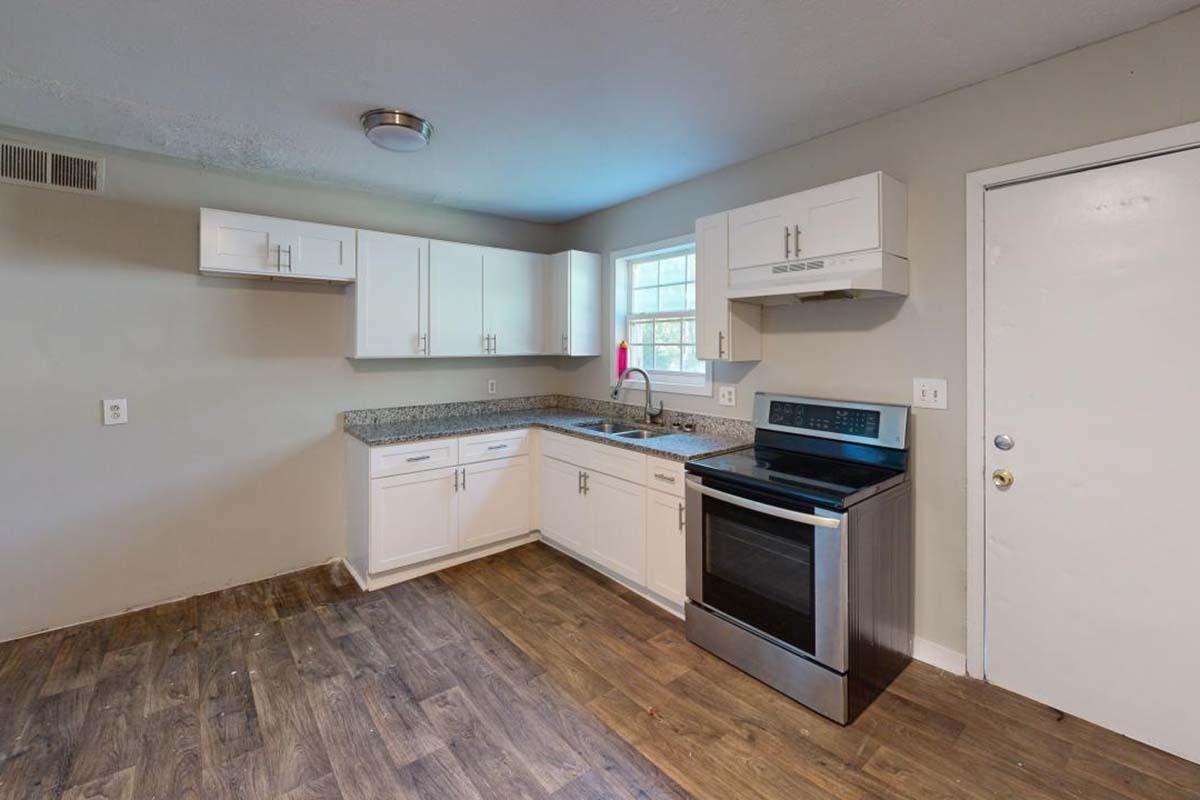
[586,442,646,484]
[645,456,685,498]
[541,430,590,465]
[369,438,459,478]
[460,429,530,464]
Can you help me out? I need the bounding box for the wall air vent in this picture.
[772,259,827,274]
[0,140,104,194]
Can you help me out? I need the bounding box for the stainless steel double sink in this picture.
[575,420,668,440]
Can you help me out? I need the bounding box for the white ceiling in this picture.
[1,1,1193,222]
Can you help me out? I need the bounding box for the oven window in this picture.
[702,495,816,654]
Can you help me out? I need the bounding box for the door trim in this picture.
[964,119,1200,679]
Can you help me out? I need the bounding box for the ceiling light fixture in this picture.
[360,109,432,152]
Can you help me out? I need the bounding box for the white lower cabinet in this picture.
[539,455,589,553]
[459,456,531,550]
[352,428,687,612]
[369,467,459,572]
[645,489,686,606]
[587,471,646,585]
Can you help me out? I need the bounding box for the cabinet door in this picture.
[287,219,356,281]
[369,467,459,573]
[539,456,588,553]
[794,173,880,260]
[567,251,601,356]
[586,471,646,584]
[646,490,686,606]
[727,195,796,270]
[546,252,570,354]
[200,208,291,276]
[428,240,485,356]
[459,456,532,549]
[350,231,428,358]
[695,212,729,361]
[483,248,547,355]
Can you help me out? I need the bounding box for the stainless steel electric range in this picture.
[684,393,913,724]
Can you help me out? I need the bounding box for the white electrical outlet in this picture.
[717,385,737,407]
[102,398,128,425]
[487,379,497,395]
[912,378,948,410]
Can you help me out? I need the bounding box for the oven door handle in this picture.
[685,476,842,528]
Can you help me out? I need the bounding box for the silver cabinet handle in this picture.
[491,334,498,354]
[577,470,583,494]
[793,225,801,255]
[685,476,841,528]
[406,454,431,463]
[285,245,293,272]
[561,333,568,354]
[275,244,283,272]
[417,333,428,354]
[653,472,676,484]
[486,444,507,451]
[678,503,685,531]
[784,226,791,259]
[717,330,726,359]
[582,472,589,494]
[453,468,460,491]
[462,467,467,491]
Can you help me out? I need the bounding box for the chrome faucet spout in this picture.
[612,367,665,424]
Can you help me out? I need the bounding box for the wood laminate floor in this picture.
[1,543,1197,800]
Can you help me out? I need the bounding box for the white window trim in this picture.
[608,234,713,398]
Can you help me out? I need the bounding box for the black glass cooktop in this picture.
[686,444,905,509]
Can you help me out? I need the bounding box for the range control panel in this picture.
[768,401,881,439]
[754,393,909,449]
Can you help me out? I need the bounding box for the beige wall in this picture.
[557,8,1200,656]
[0,135,565,641]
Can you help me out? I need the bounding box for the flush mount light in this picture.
[360,109,433,152]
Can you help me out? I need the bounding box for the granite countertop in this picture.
[344,408,751,462]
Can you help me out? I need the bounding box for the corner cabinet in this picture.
[547,250,601,356]
[199,208,356,282]
[695,212,763,362]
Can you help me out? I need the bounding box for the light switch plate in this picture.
[487,379,497,394]
[912,378,948,410]
[102,398,128,425]
[717,385,737,407]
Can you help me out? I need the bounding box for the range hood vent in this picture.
[728,250,909,304]
[0,140,104,194]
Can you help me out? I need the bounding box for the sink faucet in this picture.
[612,367,665,425]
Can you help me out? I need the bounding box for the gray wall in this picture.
[557,7,1200,656]
[0,135,566,641]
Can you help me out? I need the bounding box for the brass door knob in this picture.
[992,469,1014,489]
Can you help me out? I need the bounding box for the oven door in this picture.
[685,474,848,673]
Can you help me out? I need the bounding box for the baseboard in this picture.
[353,532,539,592]
[0,555,344,645]
[913,636,967,675]
[340,557,369,592]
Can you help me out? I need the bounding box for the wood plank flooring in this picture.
[1,543,1197,800]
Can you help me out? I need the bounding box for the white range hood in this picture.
[726,249,909,305]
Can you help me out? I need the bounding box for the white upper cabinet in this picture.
[348,230,428,358]
[695,212,762,362]
[547,250,601,356]
[483,248,548,356]
[726,172,907,271]
[428,239,486,357]
[199,208,355,282]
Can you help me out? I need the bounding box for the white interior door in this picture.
[984,147,1200,763]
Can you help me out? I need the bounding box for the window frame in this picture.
[609,235,713,398]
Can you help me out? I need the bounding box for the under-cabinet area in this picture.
[344,417,720,611]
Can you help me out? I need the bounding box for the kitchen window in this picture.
[611,236,712,396]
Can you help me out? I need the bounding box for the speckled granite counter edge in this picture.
[342,397,754,462]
